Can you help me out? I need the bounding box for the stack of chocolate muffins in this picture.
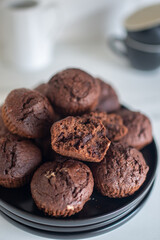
[0,68,152,217]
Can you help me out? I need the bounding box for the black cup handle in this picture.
[108,36,128,57]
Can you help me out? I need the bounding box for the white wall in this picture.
[0,0,159,44]
[55,0,160,43]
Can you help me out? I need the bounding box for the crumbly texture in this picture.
[31,160,94,217]
[0,134,42,188]
[96,78,120,113]
[47,68,100,115]
[91,143,149,198]
[0,106,9,137]
[116,109,152,149]
[2,88,55,139]
[51,116,111,162]
[83,112,128,141]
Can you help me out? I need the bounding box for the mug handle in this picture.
[107,36,128,57]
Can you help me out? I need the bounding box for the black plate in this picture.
[0,140,158,228]
[0,169,154,232]
[0,180,155,232]
[0,183,154,239]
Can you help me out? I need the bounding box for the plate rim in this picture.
[0,139,158,227]
[0,181,155,232]
[0,182,154,239]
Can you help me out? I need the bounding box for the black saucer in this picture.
[0,182,154,239]
[0,140,158,228]
[0,179,155,233]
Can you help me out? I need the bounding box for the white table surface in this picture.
[0,42,160,240]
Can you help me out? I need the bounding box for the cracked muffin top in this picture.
[2,88,55,139]
[0,133,42,188]
[31,159,94,217]
[116,109,152,149]
[83,112,128,141]
[91,143,149,198]
[47,68,100,115]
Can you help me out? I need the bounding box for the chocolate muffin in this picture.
[96,78,120,113]
[47,68,100,115]
[116,109,152,149]
[0,134,42,188]
[2,88,55,139]
[91,143,149,198]
[31,160,94,217]
[0,106,9,137]
[35,137,55,162]
[51,116,111,162]
[54,153,76,163]
[34,83,49,98]
[83,112,128,141]
[34,83,61,122]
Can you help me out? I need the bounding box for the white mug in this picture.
[0,0,58,71]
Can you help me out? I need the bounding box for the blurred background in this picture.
[0,0,160,239]
[0,0,159,115]
[44,0,160,43]
[0,0,160,112]
[0,0,159,127]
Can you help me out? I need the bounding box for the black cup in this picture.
[127,25,160,45]
[124,3,160,45]
[108,36,160,70]
[108,3,160,70]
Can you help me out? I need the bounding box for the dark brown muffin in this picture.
[54,153,75,163]
[34,83,61,122]
[34,83,49,98]
[51,116,111,162]
[35,137,55,162]
[96,78,120,113]
[0,106,9,137]
[83,112,128,141]
[2,88,55,139]
[34,83,63,122]
[31,160,94,217]
[47,68,100,115]
[116,109,152,149]
[91,143,149,198]
[0,134,42,188]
